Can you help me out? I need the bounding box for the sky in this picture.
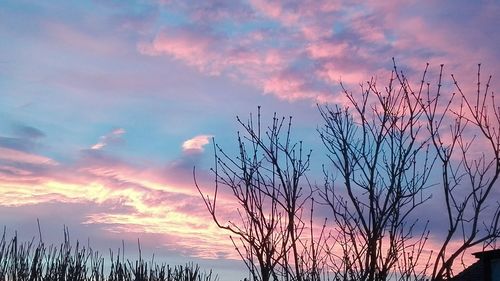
[1,0,500,280]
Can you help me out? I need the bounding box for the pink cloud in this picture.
[138,26,288,76]
[306,41,349,59]
[137,2,416,103]
[138,27,219,74]
[315,63,371,86]
[249,0,299,26]
[249,0,339,28]
[182,135,213,153]
[138,27,334,102]
[0,147,58,166]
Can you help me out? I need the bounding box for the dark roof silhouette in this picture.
[449,260,484,281]
[449,249,500,281]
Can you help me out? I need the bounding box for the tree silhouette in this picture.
[195,108,322,281]
[196,62,500,281]
[318,62,500,281]
[422,64,500,280]
[318,63,433,281]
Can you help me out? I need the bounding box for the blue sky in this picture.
[1,1,499,279]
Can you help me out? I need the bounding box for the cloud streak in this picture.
[91,128,126,150]
[0,147,58,166]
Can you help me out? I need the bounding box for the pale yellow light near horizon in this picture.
[0,177,237,259]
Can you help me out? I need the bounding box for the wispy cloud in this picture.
[91,128,126,150]
[0,147,58,166]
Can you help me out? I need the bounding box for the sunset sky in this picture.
[1,1,500,280]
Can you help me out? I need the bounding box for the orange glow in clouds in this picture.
[0,163,236,260]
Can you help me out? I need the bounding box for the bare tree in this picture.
[197,62,499,281]
[318,64,435,281]
[195,107,317,281]
[318,61,500,281]
[419,64,500,280]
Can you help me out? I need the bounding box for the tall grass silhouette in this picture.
[0,227,218,281]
